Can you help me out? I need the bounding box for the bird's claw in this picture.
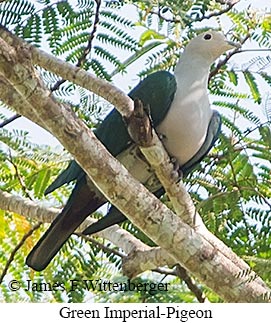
[157,132,166,141]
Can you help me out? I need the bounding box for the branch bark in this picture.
[0,189,150,257]
[0,27,270,302]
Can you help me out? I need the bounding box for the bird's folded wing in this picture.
[181,110,221,176]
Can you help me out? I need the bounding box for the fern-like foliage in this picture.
[1,0,138,83]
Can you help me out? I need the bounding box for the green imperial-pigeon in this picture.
[26,31,239,271]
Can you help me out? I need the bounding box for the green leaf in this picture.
[243,70,261,104]
[34,168,51,198]
[139,29,166,46]
[227,70,238,86]
[110,41,164,77]
[262,15,271,32]
[259,125,271,146]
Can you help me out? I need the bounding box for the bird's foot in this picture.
[124,98,153,147]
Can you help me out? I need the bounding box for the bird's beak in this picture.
[226,40,241,50]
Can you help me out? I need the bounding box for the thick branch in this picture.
[0,190,185,279]
[0,77,42,126]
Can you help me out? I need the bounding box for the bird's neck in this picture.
[174,55,211,91]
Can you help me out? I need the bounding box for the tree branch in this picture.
[0,0,101,125]
[0,222,42,284]
[209,33,251,81]
[195,0,240,23]
[76,233,126,259]
[7,150,33,200]
[175,264,207,303]
[0,113,21,128]
[51,0,101,92]
[77,0,101,68]
[137,0,239,24]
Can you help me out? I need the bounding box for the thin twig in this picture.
[175,264,207,303]
[51,0,101,92]
[195,1,239,22]
[0,222,42,284]
[76,233,126,259]
[209,33,251,81]
[153,267,177,276]
[240,49,271,53]
[77,0,101,67]
[0,113,21,128]
[139,0,239,24]
[7,150,33,200]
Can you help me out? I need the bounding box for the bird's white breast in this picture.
[156,83,212,166]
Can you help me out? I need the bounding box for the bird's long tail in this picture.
[82,206,127,235]
[26,177,105,271]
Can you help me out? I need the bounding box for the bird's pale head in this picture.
[185,30,240,62]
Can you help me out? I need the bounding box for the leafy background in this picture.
[0,0,270,302]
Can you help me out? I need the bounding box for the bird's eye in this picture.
[203,33,212,40]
